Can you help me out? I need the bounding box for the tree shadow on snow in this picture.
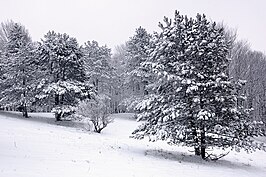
[0,111,87,131]
[145,148,260,171]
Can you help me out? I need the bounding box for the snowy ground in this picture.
[0,111,266,177]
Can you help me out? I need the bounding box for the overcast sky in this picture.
[0,0,265,53]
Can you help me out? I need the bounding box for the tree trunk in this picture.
[199,97,206,159]
[23,103,29,118]
[55,94,61,121]
[55,94,60,105]
[95,78,99,91]
[22,69,28,118]
[60,94,64,105]
[192,127,200,156]
[200,130,206,159]
[194,146,200,156]
[55,112,62,121]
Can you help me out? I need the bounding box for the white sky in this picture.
[0,0,265,53]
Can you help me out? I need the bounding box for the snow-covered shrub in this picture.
[51,105,75,121]
[76,97,113,133]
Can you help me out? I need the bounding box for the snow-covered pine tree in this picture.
[82,40,116,112]
[133,11,266,160]
[123,27,152,111]
[37,31,90,121]
[0,22,35,117]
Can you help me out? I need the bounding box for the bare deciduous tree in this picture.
[76,97,113,133]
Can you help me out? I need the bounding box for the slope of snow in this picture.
[0,111,266,177]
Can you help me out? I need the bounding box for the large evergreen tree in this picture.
[0,22,35,117]
[37,31,90,121]
[82,41,116,112]
[82,41,113,92]
[122,27,152,111]
[126,26,151,83]
[133,11,266,160]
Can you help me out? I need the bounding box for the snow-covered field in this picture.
[0,111,266,177]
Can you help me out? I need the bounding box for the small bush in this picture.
[76,97,113,133]
[52,105,75,121]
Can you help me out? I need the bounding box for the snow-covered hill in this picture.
[0,112,266,177]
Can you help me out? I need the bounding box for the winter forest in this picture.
[1,9,266,177]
